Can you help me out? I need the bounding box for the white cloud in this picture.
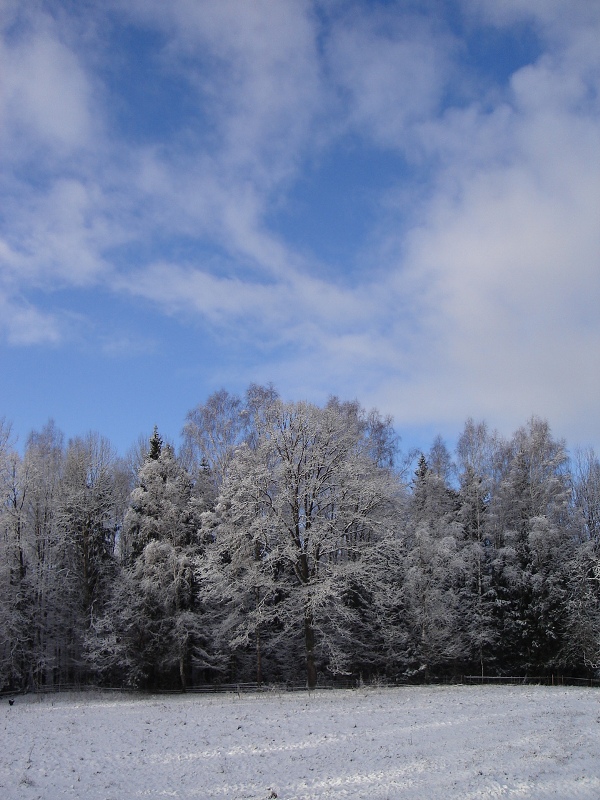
[0,293,62,346]
[1,0,599,449]
[119,0,324,180]
[6,179,119,287]
[369,4,600,444]
[0,5,118,339]
[0,9,94,157]
[118,258,373,348]
[325,6,454,149]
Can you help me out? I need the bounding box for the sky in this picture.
[1,0,599,459]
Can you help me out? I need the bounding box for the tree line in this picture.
[1,385,599,691]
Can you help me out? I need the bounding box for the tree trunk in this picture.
[254,585,263,685]
[256,626,263,685]
[304,610,317,689]
[179,654,187,691]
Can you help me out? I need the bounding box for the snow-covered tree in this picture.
[393,449,463,675]
[0,420,27,690]
[559,447,600,673]
[89,435,215,689]
[203,399,400,688]
[58,433,122,624]
[454,465,497,675]
[561,541,600,673]
[0,421,67,689]
[183,385,280,489]
[572,447,600,546]
[451,420,499,675]
[124,441,200,559]
[183,389,248,489]
[489,418,573,673]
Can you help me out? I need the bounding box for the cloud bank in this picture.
[1,0,599,448]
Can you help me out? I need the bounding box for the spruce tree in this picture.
[148,425,163,461]
[89,433,217,689]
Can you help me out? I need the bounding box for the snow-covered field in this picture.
[1,685,600,799]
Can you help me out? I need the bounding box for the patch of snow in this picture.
[1,685,599,799]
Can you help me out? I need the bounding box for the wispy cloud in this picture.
[0,292,62,346]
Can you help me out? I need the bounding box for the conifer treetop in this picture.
[148,426,163,460]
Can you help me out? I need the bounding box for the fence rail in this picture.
[463,675,600,687]
[2,675,600,699]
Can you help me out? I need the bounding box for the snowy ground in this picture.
[1,685,600,799]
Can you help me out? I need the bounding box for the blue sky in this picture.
[1,0,599,458]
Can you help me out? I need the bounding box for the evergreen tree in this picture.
[489,418,573,673]
[148,426,163,461]
[89,434,216,689]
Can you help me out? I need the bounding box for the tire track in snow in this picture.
[144,767,600,800]
[147,711,497,765]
